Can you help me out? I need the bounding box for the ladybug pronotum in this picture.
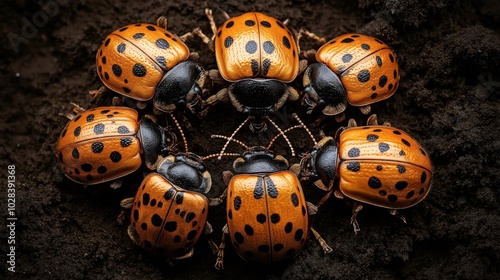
[96,20,206,113]
[56,106,174,185]
[301,33,400,120]
[298,115,432,234]
[196,9,302,126]
[122,152,214,259]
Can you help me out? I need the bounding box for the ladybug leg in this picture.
[109,179,122,189]
[351,202,364,235]
[203,221,219,255]
[127,224,140,245]
[358,105,371,115]
[316,189,335,208]
[298,59,309,76]
[198,87,229,118]
[388,209,407,224]
[310,227,333,254]
[156,16,168,29]
[208,187,227,207]
[297,29,326,55]
[59,103,86,120]
[286,86,300,102]
[89,86,108,99]
[117,197,134,224]
[208,69,226,84]
[173,248,195,260]
[214,224,229,270]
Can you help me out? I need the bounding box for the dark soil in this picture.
[1,0,499,279]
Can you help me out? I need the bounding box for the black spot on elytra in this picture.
[187,230,197,240]
[341,38,354,43]
[117,43,126,53]
[234,196,242,210]
[262,59,271,76]
[263,41,275,54]
[244,224,254,236]
[110,151,122,162]
[101,56,106,64]
[379,142,390,152]
[72,148,79,159]
[348,147,360,157]
[357,70,370,82]
[361,43,370,50]
[104,38,111,46]
[371,93,378,99]
[347,161,360,172]
[285,222,293,233]
[141,223,147,230]
[271,213,280,224]
[164,188,175,200]
[156,38,169,49]
[74,126,81,136]
[91,142,104,153]
[402,139,411,146]
[146,25,156,31]
[291,193,299,207]
[406,190,415,199]
[342,54,353,63]
[176,192,184,204]
[388,194,398,203]
[367,134,379,142]
[86,114,95,122]
[294,229,304,241]
[120,137,132,147]
[397,165,406,174]
[143,193,150,206]
[395,181,408,190]
[151,214,163,226]
[133,209,139,221]
[132,63,147,77]
[377,165,383,171]
[86,174,93,181]
[265,177,278,198]
[274,243,284,251]
[150,199,156,207]
[261,21,271,27]
[111,64,122,77]
[173,235,181,242]
[379,190,387,196]
[254,178,264,199]
[119,27,128,32]
[133,33,144,39]
[421,172,427,183]
[81,163,92,172]
[94,123,105,135]
[251,59,259,75]
[164,221,177,232]
[97,166,107,174]
[257,214,266,224]
[389,53,395,63]
[245,20,255,26]
[368,176,382,189]
[234,232,244,244]
[185,212,196,223]
[156,56,166,68]
[224,36,233,48]
[276,20,285,29]
[282,36,291,49]
[420,148,427,156]
[118,126,130,134]
[226,21,234,28]
[246,40,257,54]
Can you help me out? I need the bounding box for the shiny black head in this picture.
[156,153,211,194]
[302,136,339,191]
[233,146,289,174]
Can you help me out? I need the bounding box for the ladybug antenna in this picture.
[217,116,250,160]
[211,135,249,149]
[169,113,189,154]
[267,125,302,149]
[292,113,317,146]
[264,116,295,157]
[202,153,240,161]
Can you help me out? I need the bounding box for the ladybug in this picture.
[301,33,400,121]
[195,9,303,129]
[209,133,331,270]
[120,151,216,259]
[56,106,175,186]
[297,114,432,234]
[95,17,206,113]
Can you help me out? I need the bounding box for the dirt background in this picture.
[1,0,499,279]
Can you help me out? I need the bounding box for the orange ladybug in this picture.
[121,151,215,259]
[195,9,302,129]
[301,33,400,120]
[209,132,331,270]
[56,106,175,185]
[95,18,206,113]
[297,115,432,234]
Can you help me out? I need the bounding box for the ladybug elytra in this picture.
[301,33,400,121]
[297,115,432,234]
[95,18,206,113]
[56,106,175,186]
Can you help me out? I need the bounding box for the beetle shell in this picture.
[96,23,190,101]
[129,173,209,257]
[226,171,308,263]
[214,12,299,82]
[338,126,432,209]
[56,107,141,184]
[316,34,400,106]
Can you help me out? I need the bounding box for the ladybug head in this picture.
[233,146,289,174]
[156,153,212,194]
[303,136,339,191]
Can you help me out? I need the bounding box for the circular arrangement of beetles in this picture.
[56,8,432,269]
